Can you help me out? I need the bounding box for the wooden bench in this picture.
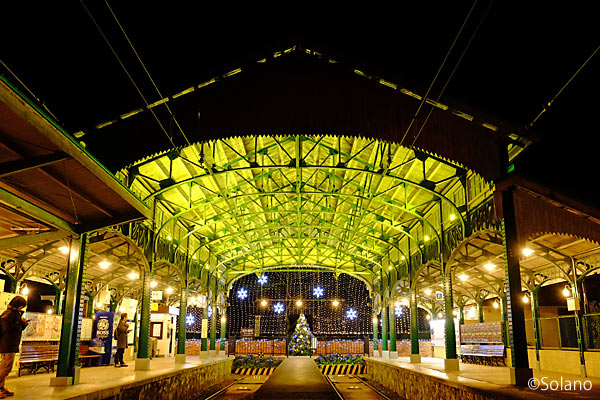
[19,344,102,376]
[78,344,101,367]
[459,344,505,366]
[19,345,59,376]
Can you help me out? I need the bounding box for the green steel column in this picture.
[501,188,533,386]
[372,311,379,353]
[388,303,397,357]
[201,304,208,353]
[410,286,420,362]
[220,311,227,351]
[210,302,217,352]
[531,287,542,370]
[500,295,509,346]
[459,305,465,326]
[572,277,587,376]
[53,234,88,386]
[381,304,388,354]
[176,285,187,361]
[54,289,63,315]
[86,292,94,318]
[442,270,458,369]
[478,299,485,323]
[3,276,17,293]
[136,268,152,366]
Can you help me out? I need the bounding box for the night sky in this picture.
[1,2,598,208]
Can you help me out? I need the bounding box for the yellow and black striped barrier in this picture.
[233,367,276,375]
[319,364,365,375]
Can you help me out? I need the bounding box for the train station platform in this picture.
[253,357,338,400]
[4,356,232,400]
[366,356,600,399]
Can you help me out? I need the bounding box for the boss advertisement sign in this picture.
[92,312,116,365]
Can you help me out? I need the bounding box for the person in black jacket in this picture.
[0,296,29,398]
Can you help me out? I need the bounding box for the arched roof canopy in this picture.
[121,135,477,288]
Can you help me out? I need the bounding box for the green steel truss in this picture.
[118,135,470,293]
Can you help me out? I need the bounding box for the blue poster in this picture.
[92,312,115,365]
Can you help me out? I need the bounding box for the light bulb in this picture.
[332,299,339,307]
[261,299,268,307]
[296,299,303,307]
[438,312,443,318]
[21,285,29,295]
[425,314,431,320]
[166,287,174,294]
[424,235,429,242]
[484,263,495,271]
[522,294,529,303]
[150,280,158,288]
[58,246,69,254]
[424,289,432,296]
[99,261,111,269]
[221,316,226,323]
[47,309,53,314]
[493,301,499,309]
[449,213,456,221]
[563,286,571,297]
[458,274,468,281]
[522,248,534,256]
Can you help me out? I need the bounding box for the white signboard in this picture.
[151,291,163,301]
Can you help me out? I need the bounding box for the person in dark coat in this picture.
[114,313,131,367]
[0,296,29,397]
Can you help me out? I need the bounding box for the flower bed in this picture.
[232,354,282,375]
[314,353,366,375]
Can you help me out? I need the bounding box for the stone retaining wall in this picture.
[365,359,512,400]
[72,358,233,400]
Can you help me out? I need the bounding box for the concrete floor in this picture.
[253,357,338,400]
[4,356,229,400]
[370,356,600,399]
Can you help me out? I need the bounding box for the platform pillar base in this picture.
[135,358,151,371]
[389,351,398,359]
[509,367,533,386]
[200,351,209,359]
[410,354,421,363]
[175,354,187,364]
[381,350,389,358]
[444,358,459,371]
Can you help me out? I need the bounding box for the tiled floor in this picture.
[4,356,229,400]
[370,356,600,399]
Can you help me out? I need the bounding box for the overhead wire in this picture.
[104,0,191,146]
[0,58,60,122]
[79,0,177,148]
[398,0,479,147]
[410,0,494,147]
[528,42,600,128]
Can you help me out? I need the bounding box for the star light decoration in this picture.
[207,305,213,318]
[313,286,324,298]
[257,274,268,285]
[273,302,285,314]
[186,314,195,325]
[395,306,403,317]
[346,308,357,320]
[237,288,248,300]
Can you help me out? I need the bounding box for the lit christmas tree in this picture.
[289,313,312,356]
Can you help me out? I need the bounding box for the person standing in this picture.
[0,296,30,398]
[114,313,130,367]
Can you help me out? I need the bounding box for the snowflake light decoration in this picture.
[237,288,248,299]
[186,314,195,325]
[207,305,213,318]
[395,306,403,317]
[346,308,357,320]
[313,286,324,298]
[257,275,268,285]
[273,302,285,314]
